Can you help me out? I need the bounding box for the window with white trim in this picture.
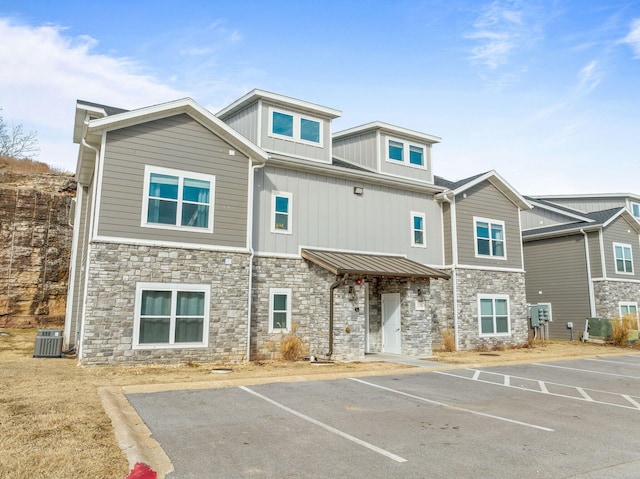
[478,294,510,336]
[619,302,638,318]
[269,108,322,146]
[269,288,291,332]
[133,283,210,349]
[613,243,633,274]
[631,202,640,219]
[386,138,425,168]
[271,192,292,234]
[142,166,215,233]
[411,212,426,247]
[474,217,506,258]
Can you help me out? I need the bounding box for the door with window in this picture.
[382,293,401,354]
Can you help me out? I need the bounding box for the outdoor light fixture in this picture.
[353,186,364,195]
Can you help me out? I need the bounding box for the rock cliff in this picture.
[0,167,76,328]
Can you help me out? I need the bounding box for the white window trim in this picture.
[474,216,507,260]
[613,242,634,275]
[141,165,215,234]
[385,137,427,170]
[411,211,427,248]
[619,301,638,318]
[269,287,292,333]
[478,294,511,337]
[133,282,210,350]
[268,106,323,147]
[271,191,293,235]
[630,201,640,219]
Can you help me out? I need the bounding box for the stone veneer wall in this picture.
[252,256,450,361]
[454,268,528,350]
[593,280,640,321]
[81,243,250,365]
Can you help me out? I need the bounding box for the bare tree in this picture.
[0,110,39,159]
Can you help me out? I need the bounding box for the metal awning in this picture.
[301,249,450,279]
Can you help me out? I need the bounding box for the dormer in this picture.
[332,122,440,184]
[216,89,341,164]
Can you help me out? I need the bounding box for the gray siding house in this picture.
[65,89,531,365]
[522,199,640,340]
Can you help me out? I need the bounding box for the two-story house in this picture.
[521,197,640,340]
[65,89,531,365]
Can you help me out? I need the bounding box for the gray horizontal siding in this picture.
[603,216,640,279]
[455,181,523,269]
[97,114,250,248]
[442,202,452,264]
[378,132,432,183]
[333,131,378,170]
[523,235,591,340]
[587,231,602,278]
[253,166,444,265]
[259,101,332,163]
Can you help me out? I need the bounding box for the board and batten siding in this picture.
[520,206,579,230]
[523,235,591,340]
[96,114,250,248]
[602,216,640,279]
[253,166,443,265]
[454,181,523,269]
[259,101,332,163]
[546,197,626,213]
[218,102,259,144]
[332,131,378,171]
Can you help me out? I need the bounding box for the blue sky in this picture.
[1,0,639,195]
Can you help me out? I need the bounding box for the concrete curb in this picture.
[98,386,174,479]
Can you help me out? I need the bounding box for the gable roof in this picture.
[216,88,341,120]
[536,192,640,203]
[522,207,640,240]
[332,121,441,144]
[435,170,531,210]
[523,196,593,223]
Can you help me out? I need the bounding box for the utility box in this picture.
[586,318,611,338]
[33,329,64,358]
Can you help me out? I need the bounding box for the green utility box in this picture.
[586,317,612,338]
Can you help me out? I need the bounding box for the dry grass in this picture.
[610,314,637,346]
[0,155,57,174]
[279,323,307,360]
[1,328,638,479]
[441,327,456,352]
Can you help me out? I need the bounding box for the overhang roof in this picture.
[332,121,441,144]
[301,249,450,279]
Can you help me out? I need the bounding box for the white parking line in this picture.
[585,358,640,366]
[349,378,554,432]
[533,362,640,379]
[435,369,640,411]
[239,386,407,463]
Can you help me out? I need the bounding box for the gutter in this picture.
[581,229,597,317]
[245,156,268,361]
[440,192,459,350]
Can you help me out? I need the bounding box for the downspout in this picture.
[77,136,100,361]
[441,192,459,350]
[328,274,347,358]
[246,157,268,362]
[581,229,597,317]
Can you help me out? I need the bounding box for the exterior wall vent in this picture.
[33,329,64,358]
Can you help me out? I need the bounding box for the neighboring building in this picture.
[521,198,640,340]
[65,89,531,365]
[535,193,640,222]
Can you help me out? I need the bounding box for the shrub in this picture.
[610,314,636,346]
[441,327,455,352]
[279,323,307,361]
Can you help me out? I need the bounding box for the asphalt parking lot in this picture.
[127,355,640,479]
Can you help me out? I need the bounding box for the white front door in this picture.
[382,293,401,354]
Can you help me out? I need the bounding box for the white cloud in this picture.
[467,0,544,70]
[0,19,187,171]
[577,60,602,94]
[622,18,640,58]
